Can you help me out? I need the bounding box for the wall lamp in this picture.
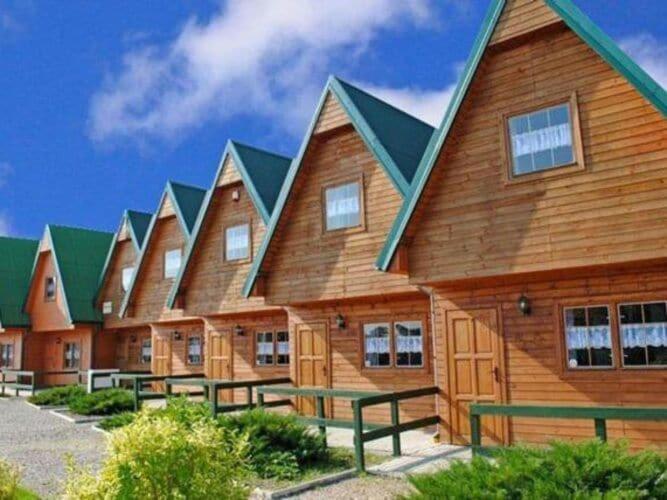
[130,335,137,343]
[173,331,182,341]
[335,313,346,329]
[517,294,531,316]
[234,324,245,336]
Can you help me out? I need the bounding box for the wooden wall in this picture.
[490,0,561,46]
[287,294,436,424]
[405,23,667,284]
[264,121,418,305]
[433,264,667,448]
[180,181,279,316]
[101,239,137,329]
[113,328,152,372]
[151,321,205,377]
[26,252,70,332]
[0,329,24,369]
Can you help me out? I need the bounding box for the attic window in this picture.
[164,249,182,279]
[103,301,113,315]
[45,276,57,301]
[121,266,134,292]
[324,181,362,231]
[225,223,250,261]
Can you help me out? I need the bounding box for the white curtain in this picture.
[277,341,289,355]
[621,323,667,348]
[226,224,249,260]
[512,123,572,157]
[188,338,201,356]
[122,266,134,292]
[364,324,390,354]
[395,322,423,354]
[566,326,611,350]
[326,182,360,230]
[164,249,181,278]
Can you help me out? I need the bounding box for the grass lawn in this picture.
[253,447,389,491]
[15,486,40,499]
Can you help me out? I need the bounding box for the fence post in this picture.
[352,400,365,473]
[316,396,327,446]
[30,373,35,396]
[390,399,401,457]
[246,386,253,408]
[133,379,141,412]
[1,371,5,397]
[211,383,219,419]
[594,418,607,442]
[470,411,481,455]
[257,391,265,408]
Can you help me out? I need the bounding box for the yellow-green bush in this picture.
[64,410,248,499]
[0,459,20,500]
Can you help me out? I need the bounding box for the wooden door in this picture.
[152,333,171,391]
[446,308,506,445]
[296,323,329,416]
[208,330,233,403]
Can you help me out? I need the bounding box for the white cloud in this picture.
[89,0,437,146]
[0,162,12,188]
[0,212,12,237]
[620,33,667,88]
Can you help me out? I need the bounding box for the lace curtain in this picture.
[226,224,249,260]
[395,322,423,354]
[512,122,572,157]
[621,323,667,348]
[566,326,611,350]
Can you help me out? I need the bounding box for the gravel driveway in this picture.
[0,398,106,498]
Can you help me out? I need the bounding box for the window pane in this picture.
[276,331,289,365]
[141,338,152,364]
[45,277,57,300]
[364,323,390,367]
[325,182,361,231]
[256,332,274,365]
[564,306,612,368]
[644,302,667,323]
[620,301,667,367]
[1,345,13,368]
[103,301,113,314]
[64,343,80,369]
[164,249,181,279]
[509,103,574,176]
[187,336,202,365]
[395,321,423,367]
[225,224,250,261]
[121,267,134,292]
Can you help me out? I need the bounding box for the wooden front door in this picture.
[446,308,506,445]
[152,333,171,391]
[296,323,329,416]
[208,330,233,403]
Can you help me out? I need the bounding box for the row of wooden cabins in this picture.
[1,0,665,447]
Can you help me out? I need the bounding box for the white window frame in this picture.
[0,344,14,368]
[617,301,667,369]
[121,266,134,292]
[363,323,392,368]
[140,337,152,364]
[323,180,362,232]
[63,342,81,369]
[255,332,275,366]
[276,331,290,366]
[394,321,425,368]
[224,223,251,262]
[186,334,203,365]
[562,305,614,370]
[164,248,182,279]
[102,301,113,315]
[45,276,57,301]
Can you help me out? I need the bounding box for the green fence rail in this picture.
[257,385,439,472]
[0,369,36,396]
[470,403,667,454]
[166,377,292,417]
[111,373,205,411]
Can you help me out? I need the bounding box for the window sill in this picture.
[504,161,585,186]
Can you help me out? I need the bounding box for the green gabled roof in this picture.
[119,181,206,317]
[0,237,39,328]
[375,0,667,272]
[166,141,291,309]
[241,76,435,298]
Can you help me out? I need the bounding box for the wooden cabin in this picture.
[23,226,114,386]
[119,182,207,380]
[96,210,152,372]
[167,142,292,402]
[377,0,667,447]
[242,78,438,424]
[0,237,39,370]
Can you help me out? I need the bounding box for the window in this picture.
[364,323,391,367]
[225,223,250,261]
[276,331,290,366]
[102,301,113,315]
[324,181,361,231]
[395,321,424,367]
[256,332,274,366]
[64,342,81,369]
[140,338,152,364]
[164,249,181,279]
[45,276,57,301]
[564,306,612,368]
[0,344,13,368]
[508,102,575,177]
[187,335,202,365]
[121,266,134,292]
[619,302,667,367]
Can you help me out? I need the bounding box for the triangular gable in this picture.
[242,76,435,297]
[0,237,39,328]
[119,181,206,317]
[166,141,291,308]
[95,209,152,305]
[24,225,114,324]
[376,0,667,272]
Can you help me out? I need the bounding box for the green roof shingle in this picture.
[0,237,39,328]
[126,210,152,249]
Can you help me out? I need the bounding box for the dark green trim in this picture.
[257,384,384,400]
[470,403,667,420]
[119,181,205,318]
[376,0,667,272]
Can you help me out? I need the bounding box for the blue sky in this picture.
[1,0,665,239]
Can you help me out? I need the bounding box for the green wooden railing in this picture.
[257,385,439,472]
[166,377,292,417]
[470,403,667,454]
[111,373,205,411]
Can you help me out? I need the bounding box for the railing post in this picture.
[390,399,401,457]
[352,400,366,473]
[316,396,327,446]
[470,411,481,455]
[30,373,35,396]
[166,379,173,397]
[1,371,5,397]
[133,379,141,412]
[594,418,607,442]
[211,383,219,419]
[257,391,265,408]
[246,386,253,408]
[203,384,209,401]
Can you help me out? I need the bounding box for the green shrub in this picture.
[219,409,328,479]
[98,412,136,431]
[407,440,667,499]
[0,459,20,500]
[156,396,211,427]
[64,409,248,500]
[28,385,85,406]
[68,388,134,416]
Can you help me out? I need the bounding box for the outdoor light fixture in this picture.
[232,189,240,202]
[517,294,531,316]
[335,313,346,329]
[173,331,182,341]
[56,337,62,345]
[234,324,245,336]
[130,335,137,343]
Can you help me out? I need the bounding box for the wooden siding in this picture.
[180,183,279,316]
[100,239,137,329]
[490,0,561,46]
[158,195,176,218]
[313,92,350,134]
[26,252,70,332]
[114,328,152,372]
[433,264,667,448]
[151,322,205,377]
[217,156,242,187]
[287,294,436,425]
[264,125,418,305]
[406,24,667,284]
[0,329,24,369]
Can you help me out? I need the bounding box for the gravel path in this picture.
[0,399,106,498]
[287,474,414,500]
